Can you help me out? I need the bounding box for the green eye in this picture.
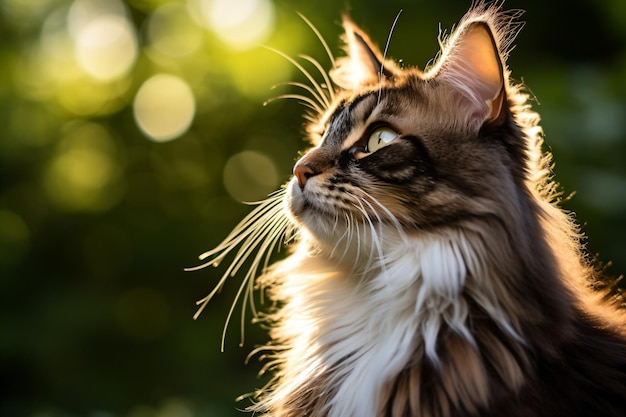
[367,127,399,153]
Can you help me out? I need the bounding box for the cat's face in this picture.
[286,19,526,252]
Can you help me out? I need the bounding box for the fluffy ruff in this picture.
[254,221,526,417]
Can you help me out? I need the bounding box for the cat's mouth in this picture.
[286,175,400,264]
[286,176,320,217]
[286,176,340,221]
[286,175,392,230]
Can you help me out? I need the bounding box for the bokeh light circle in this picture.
[67,0,128,38]
[148,2,203,58]
[43,122,122,212]
[75,14,138,81]
[133,74,196,143]
[199,0,275,49]
[223,151,279,202]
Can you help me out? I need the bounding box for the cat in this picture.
[191,3,626,417]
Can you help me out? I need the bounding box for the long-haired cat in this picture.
[192,3,626,416]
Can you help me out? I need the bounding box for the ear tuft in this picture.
[434,20,507,129]
[330,16,396,90]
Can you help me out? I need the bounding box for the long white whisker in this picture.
[263,217,292,272]
[265,94,324,114]
[299,55,334,106]
[329,213,342,257]
[349,211,361,274]
[378,9,403,104]
[297,12,337,69]
[213,213,285,349]
[263,46,330,113]
[345,200,369,273]
[193,204,283,320]
[188,192,285,269]
[360,189,408,243]
[274,81,328,110]
[349,195,385,274]
[241,220,282,320]
[246,216,291,299]
[190,189,290,350]
[217,206,283,279]
[332,212,352,263]
[360,199,386,272]
[303,113,318,124]
[237,216,290,349]
[358,200,380,271]
[294,54,331,109]
[229,209,288,277]
[223,267,253,351]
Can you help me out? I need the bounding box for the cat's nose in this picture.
[293,163,317,190]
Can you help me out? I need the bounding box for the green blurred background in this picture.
[1,0,625,416]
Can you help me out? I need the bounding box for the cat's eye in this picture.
[367,127,399,153]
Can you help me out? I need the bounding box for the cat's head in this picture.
[285,7,541,261]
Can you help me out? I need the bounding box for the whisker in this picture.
[263,46,330,113]
[347,211,360,274]
[294,56,332,109]
[299,55,335,106]
[229,210,288,277]
[188,192,285,269]
[344,192,386,274]
[214,204,284,277]
[193,207,282,319]
[359,189,408,243]
[303,113,320,124]
[347,202,369,273]
[274,80,328,111]
[356,199,380,270]
[331,212,351,263]
[189,189,290,350]
[246,216,291,306]
[265,94,324,114]
[358,198,386,272]
[378,9,403,104]
[297,12,337,69]
[239,218,285,331]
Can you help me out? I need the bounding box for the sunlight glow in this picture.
[36,7,79,86]
[147,3,203,58]
[74,14,138,81]
[44,122,121,212]
[195,0,276,49]
[67,0,127,37]
[133,74,196,143]
[223,151,279,202]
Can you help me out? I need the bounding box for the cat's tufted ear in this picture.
[434,22,506,129]
[330,16,397,90]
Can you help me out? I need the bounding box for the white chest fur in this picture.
[266,228,519,417]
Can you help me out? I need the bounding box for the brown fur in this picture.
[199,4,626,417]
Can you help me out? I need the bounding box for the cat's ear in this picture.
[330,16,396,90]
[435,22,506,128]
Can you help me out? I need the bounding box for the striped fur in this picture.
[197,3,626,416]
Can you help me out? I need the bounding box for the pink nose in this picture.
[293,163,316,190]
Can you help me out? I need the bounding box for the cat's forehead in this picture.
[318,91,376,149]
[319,78,431,148]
